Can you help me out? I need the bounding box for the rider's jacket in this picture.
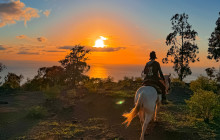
[143,60,165,81]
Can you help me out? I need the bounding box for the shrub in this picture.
[185,89,219,123]
[190,76,218,93]
[171,78,185,87]
[43,85,62,99]
[27,106,47,119]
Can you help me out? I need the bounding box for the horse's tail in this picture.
[122,93,142,127]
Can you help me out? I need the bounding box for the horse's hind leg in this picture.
[139,110,144,126]
[154,104,158,122]
[140,113,153,140]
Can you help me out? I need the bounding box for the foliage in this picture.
[27,106,47,119]
[117,76,142,90]
[0,63,6,85]
[190,76,218,93]
[163,13,199,81]
[59,45,90,88]
[37,66,65,87]
[43,85,62,99]
[83,77,104,93]
[1,72,23,91]
[171,77,186,87]
[185,89,219,123]
[208,12,220,62]
[205,67,216,79]
[21,77,43,91]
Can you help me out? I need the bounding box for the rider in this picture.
[143,51,168,104]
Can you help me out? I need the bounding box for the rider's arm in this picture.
[158,63,165,81]
[143,63,148,74]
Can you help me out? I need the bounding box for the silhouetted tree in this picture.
[59,45,90,88]
[163,13,199,81]
[0,63,6,85]
[2,73,23,90]
[37,66,65,87]
[208,12,220,62]
[205,67,216,80]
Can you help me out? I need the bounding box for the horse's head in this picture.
[164,74,171,94]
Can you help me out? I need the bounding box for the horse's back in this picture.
[135,86,158,113]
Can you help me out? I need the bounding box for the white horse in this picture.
[122,75,171,140]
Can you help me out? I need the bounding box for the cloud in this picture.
[58,45,126,52]
[0,0,40,27]
[0,45,6,50]
[58,46,73,49]
[37,37,47,42]
[16,35,48,43]
[43,10,51,17]
[89,47,126,52]
[16,34,27,39]
[17,51,40,55]
[44,50,65,52]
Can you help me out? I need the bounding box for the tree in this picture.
[208,12,220,62]
[0,63,6,85]
[205,67,216,80]
[163,13,199,81]
[37,66,65,87]
[59,45,90,88]
[2,73,23,90]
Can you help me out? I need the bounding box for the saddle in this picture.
[142,79,163,94]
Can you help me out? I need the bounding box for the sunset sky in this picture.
[0,0,220,68]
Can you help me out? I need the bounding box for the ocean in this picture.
[0,60,211,84]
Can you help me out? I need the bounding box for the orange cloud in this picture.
[43,10,51,17]
[16,35,27,39]
[58,45,125,52]
[0,0,39,27]
[0,45,6,50]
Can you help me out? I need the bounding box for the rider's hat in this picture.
[150,51,157,60]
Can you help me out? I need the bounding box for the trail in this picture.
[71,88,200,140]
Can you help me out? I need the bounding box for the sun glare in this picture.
[93,36,107,48]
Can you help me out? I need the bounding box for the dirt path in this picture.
[71,88,200,140]
[0,92,45,140]
[0,87,202,140]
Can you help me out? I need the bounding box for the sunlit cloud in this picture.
[0,45,6,50]
[58,45,125,52]
[43,10,51,17]
[89,46,126,52]
[16,35,27,39]
[16,35,48,43]
[0,0,40,27]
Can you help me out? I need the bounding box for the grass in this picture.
[158,101,219,139]
[18,117,110,139]
[27,106,47,119]
[106,90,135,98]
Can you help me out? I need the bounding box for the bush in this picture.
[185,89,219,123]
[171,78,186,87]
[190,76,218,93]
[27,106,47,119]
[43,85,62,99]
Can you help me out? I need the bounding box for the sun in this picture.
[93,36,107,48]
